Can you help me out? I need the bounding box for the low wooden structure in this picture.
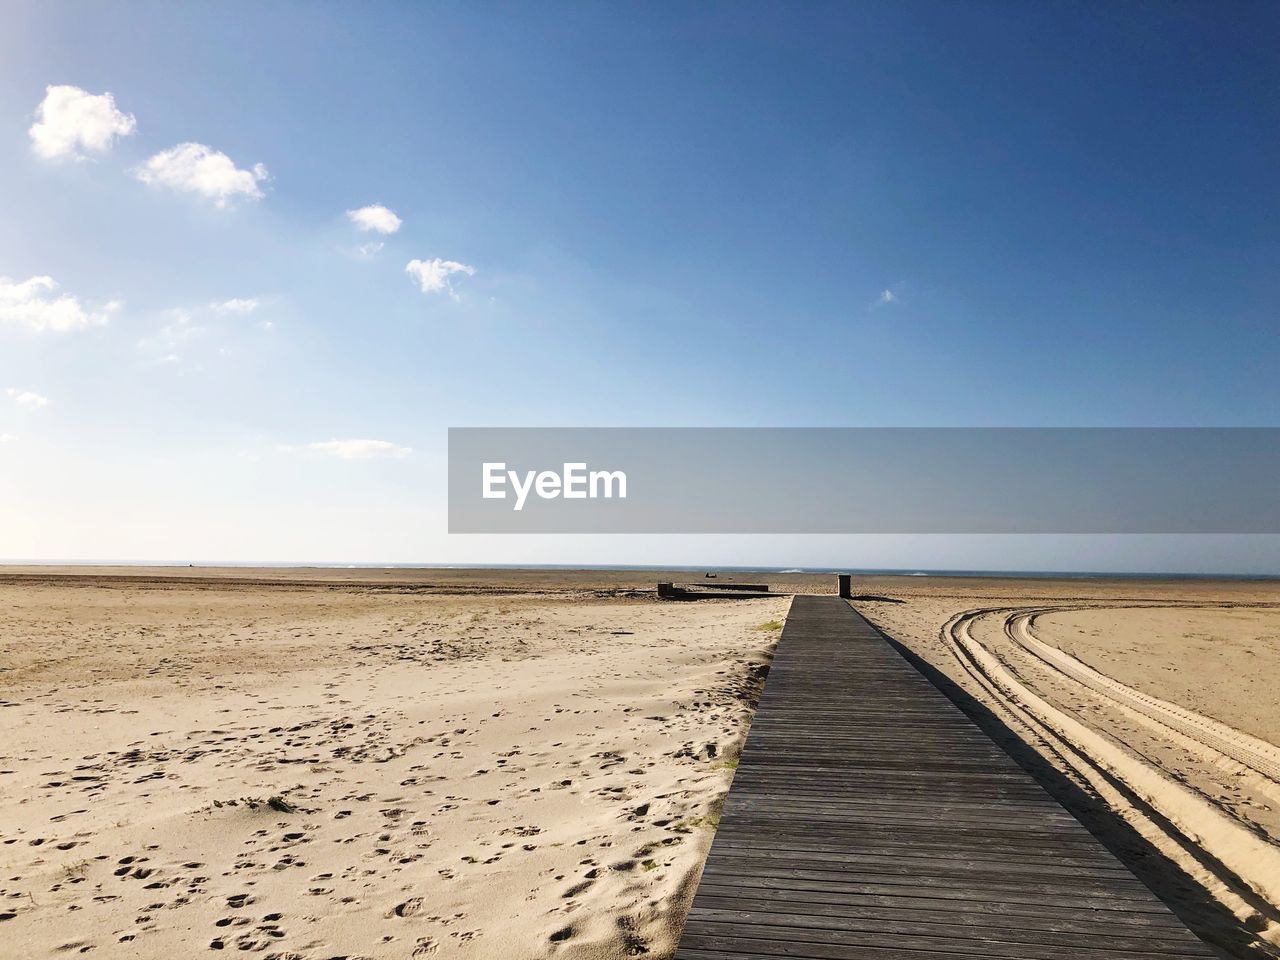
[657,581,776,600]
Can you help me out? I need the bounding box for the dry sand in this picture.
[0,570,786,959]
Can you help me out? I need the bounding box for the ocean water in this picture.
[8,560,1276,580]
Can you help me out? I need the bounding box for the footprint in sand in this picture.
[548,925,575,944]
[393,897,423,918]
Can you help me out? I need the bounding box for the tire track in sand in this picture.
[938,606,1280,955]
[1006,608,1280,786]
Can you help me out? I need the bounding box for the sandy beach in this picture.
[2,568,1278,959]
[0,569,785,958]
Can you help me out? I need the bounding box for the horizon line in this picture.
[1,560,1277,580]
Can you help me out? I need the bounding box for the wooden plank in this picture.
[673,596,1213,959]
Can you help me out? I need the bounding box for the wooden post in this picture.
[838,574,852,599]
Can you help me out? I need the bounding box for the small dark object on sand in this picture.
[267,796,297,813]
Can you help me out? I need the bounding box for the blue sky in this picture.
[1,1,1277,570]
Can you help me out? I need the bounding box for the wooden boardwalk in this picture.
[675,595,1213,960]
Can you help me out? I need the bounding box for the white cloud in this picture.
[307,438,412,460]
[353,241,385,260]
[405,258,476,297]
[0,434,15,444]
[347,204,402,234]
[135,143,268,207]
[6,388,49,410]
[877,289,897,305]
[29,84,136,161]
[211,297,259,314]
[0,275,119,333]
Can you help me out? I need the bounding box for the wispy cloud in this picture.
[6,388,49,410]
[405,258,475,297]
[138,299,273,364]
[29,84,136,161]
[347,204,402,234]
[211,297,260,314]
[307,438,412,459]
[868,285,905,311]
[353,241,385,260]
[135,143,268,207]
[0,275,119,333]
[0,434,16,444]
[137,309,204,363]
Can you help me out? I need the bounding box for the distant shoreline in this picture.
[0,560,1276,581]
